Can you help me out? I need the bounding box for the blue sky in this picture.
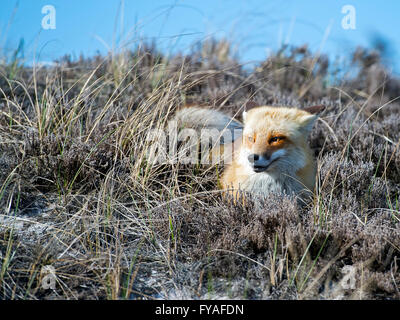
[1,0,399,73]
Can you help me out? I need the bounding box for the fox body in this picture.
[174,104,321,201]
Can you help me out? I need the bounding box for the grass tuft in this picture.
[0,41,399,299]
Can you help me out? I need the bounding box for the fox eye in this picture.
[269,136,285,144]
[246,135,255,143]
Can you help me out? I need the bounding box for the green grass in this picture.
[0,37,399,300]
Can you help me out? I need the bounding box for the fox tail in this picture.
[173,106,243,144]
[173,106,242,131]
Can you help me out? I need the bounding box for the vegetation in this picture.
[0,40,399,299]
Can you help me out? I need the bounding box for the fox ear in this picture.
[303,105,325,115]
[300,105,324,133]
[243,100,259,122]
[300,113,318,134]
[246,100,259,110]
[242,110,247,122]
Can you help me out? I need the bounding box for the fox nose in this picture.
[247,154,260,163]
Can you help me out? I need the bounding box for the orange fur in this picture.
[220,106,318,201]
[173,104,321,202]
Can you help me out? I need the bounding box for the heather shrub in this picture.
[0,41,399,299]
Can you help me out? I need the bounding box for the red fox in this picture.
[174,103,323,201]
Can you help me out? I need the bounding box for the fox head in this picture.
[238,105,323,175]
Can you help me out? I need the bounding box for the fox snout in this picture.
[247,154,271,172]
[247,150,286,173]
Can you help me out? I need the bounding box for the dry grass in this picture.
[0,41,399,299]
